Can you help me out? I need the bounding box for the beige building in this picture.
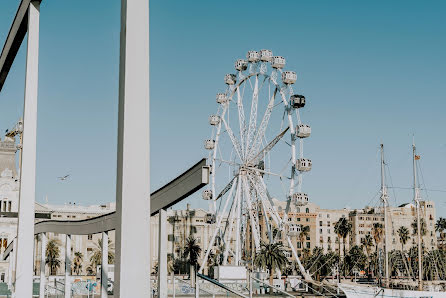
[316,208,350,255]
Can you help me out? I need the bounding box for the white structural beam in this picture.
[64,234,71,298]
[14,1,39,296]
[101,231,109,298]
[39,232,46,298]
[158,209,168,298]
[115,0,151,296]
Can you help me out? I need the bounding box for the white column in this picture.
[14,2,40,297]
[64,235,71,298]
[115,0,150,296]
[39,233,47,298]
[158,209,167,298]
[101,232,109,298]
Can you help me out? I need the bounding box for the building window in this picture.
[297,242,301,249]
[327,221,331,227]
[306,242,310,249]
[320,229,322,233]
[87,234,93,240]
[319,221,323,226]
[327,214,330,218]
[305,208,309,213]
[8,202,11,212]
[306,218,309,222]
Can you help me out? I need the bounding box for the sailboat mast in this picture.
[413,142,423,290]
[380,144,390,287]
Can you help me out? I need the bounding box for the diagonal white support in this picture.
[115,0,151,296]
[101,232,109,298]
[65,234,71,298]
[39,232,46,298]
[158,209,168,298]
[14,2,39,297]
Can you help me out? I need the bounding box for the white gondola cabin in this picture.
[224,73,237,85]
[290,94,305,108]
[292,192,309,206]
[271,56,286,69]
[209,115,221,126]
[235,59,248,71]
[202,190,213,200]
[204,139,215,150]
[205,213,216,224]
[296,158,312,172]
[281,71,297,84]
[260,49,273,62]
[216,93,228,104]
[296,124,311,138]
[246,51,260,62]
[288,223,301,236]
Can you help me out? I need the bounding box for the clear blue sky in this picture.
[0,0,445,215]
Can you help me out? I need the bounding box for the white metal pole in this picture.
[158,209,168,298]
[101,232,109,298]
[65,234,71,298]
[14,1,40,297]
[40,232,47,298]
[115,0,151,296]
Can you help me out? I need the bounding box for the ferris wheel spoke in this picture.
[221,117,243,161]
[248,126,289,166]
[236,87,247,159]
[245,75,259,159]
[242,176,261,252]
[247,87,278,161]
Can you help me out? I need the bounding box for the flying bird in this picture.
[58,174,70,181]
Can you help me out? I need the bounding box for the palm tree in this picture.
[397,226,410,251]
[334,217,352,278]
[361,235,374,276]
[46,239,61,275]
[73,252,84,275]
[372,223,384,254]
[183,235,202,280]
[298,226,310,253]
[254,241,288,288]
[89,239,115,274]
[345,245,367,276]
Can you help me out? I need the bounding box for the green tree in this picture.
[89,239,115,274]
[46,239,61,275]
[372,223,384,254]
[183,235,202,279]
[73,252,84,275]
[298,226,310,253]
[254,241,288,288]
[345,245,367,275]
[334,217,352,278]
[435,218,446,249]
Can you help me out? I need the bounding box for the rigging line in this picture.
[385,162,398,206]
[417,159,430,200]
[388,187,446,193]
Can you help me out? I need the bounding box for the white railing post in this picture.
[40,232,47,298]
[158,209,167,298]
[115,0,151,296]
[101,231,108,298]
[14,1,40,296]
[65,234,71,298]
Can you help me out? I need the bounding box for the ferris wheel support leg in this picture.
[286,236,311,281]
[198,178,238,274]
[242,176,261,252]
[235,179,242,265]
[223,186,239,265]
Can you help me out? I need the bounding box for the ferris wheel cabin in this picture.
[297,158,312,171]
[235,59,248,71]
[209,115,221,126]
[296,124,311,138]
[288,223,302,236]
[271,56,286,69]
[216,93,228,104]
[260,49,273,62]
[224,74,237,85]
[282,71,297,84]
[246,51,260,62]
[292,192,309,206]
[290,94,305,109]
[202,189,212,200]
[204,139,215,150]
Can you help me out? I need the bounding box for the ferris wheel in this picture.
[199,50,312,280]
